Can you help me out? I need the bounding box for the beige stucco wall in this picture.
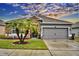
[0,26,5,35]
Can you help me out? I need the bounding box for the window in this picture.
[38,20,43,22]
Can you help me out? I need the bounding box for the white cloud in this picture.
[8,11,18,15]
[14,11,18,14]
[6,3,78,17]
[20,6,27,9]
[17,14,32,19]
[8,12,14,15]
[2,9,6,11]
[12,3,20,7]
[24,10,31,13]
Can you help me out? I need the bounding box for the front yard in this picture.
[0,39,48,50]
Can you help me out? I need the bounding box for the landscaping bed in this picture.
[0,39,48,50]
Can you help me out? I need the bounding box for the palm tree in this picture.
[6,18,39,44]
[25,19,39,38]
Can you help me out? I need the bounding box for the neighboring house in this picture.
[71,22,79,37]
[37,15,72,40]
[0,20,5,35]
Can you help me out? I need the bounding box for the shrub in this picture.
[0,35,8,39]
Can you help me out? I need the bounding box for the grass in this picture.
[75,37,79,42]
[0,39,48,50]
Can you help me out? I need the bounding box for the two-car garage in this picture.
[39,15,72,40]
[42,27,68,39]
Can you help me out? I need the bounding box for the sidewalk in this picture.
[0,49,51,56]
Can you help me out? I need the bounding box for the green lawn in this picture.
[0,39,48,50]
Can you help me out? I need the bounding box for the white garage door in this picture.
[42,28,68,39]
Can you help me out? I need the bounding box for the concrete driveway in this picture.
[44,39,79,56]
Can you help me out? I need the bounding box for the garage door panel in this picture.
[42,28,68,39]
[55,29,67,39]
[43,28,55,39]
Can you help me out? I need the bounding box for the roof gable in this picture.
[38,15,72,24]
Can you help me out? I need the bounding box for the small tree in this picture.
[6,19,39,44]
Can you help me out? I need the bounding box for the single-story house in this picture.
[71,22,79,37]
[37,15,72,40]
[0,20,5,35]
[8,15,73,40]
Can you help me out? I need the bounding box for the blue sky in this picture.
[0,3,79,21]
[60,12,79,19]
[0,4,27,20]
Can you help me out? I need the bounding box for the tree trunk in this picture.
[16,28,29,44]
[23,30,29,41]
[20,33,24,43]
[15,28,20,40]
